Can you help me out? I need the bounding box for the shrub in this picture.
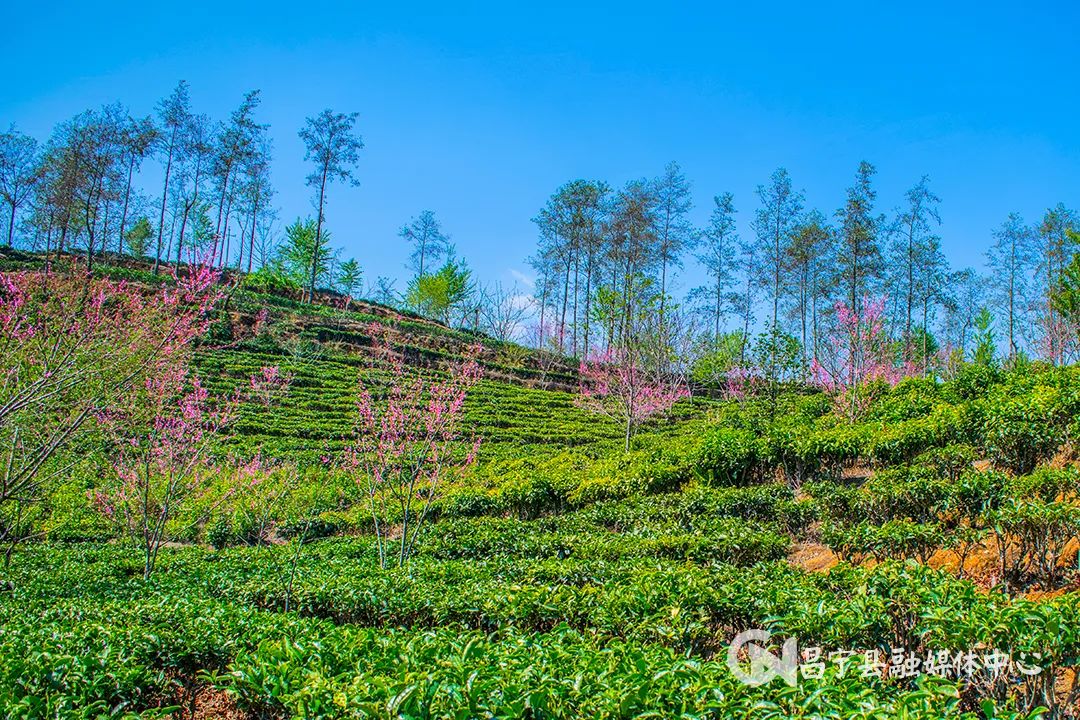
[985,500,1080,588]
[946,469,1009,525]
[823,520,944,565]
[869,377,940,423]
[980,384,1067,474]
[804,480,860,523]
[868,519,944,564]
[821,521,876,565]
[207,516,235,550]
[858,467,952,524]
[1009,466,1080,503]
[690,427,763,487]
[868,404,962,466]
[942,362,1001,403]
[770,418,869,487]
[914,444,977,482]
[438,488,503,518]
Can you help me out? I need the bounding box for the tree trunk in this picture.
[714,268,722,341]
[118,155,135,256]
[559,243,571,354]
[583,244,593,358]
[246,191,259,274]
[907,226,915,348]
[310,165,329,303]
[214,165,232,259]
[154,129,176,276]
[572,249,579,357]
[5,203,15,248]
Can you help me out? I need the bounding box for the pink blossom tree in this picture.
[0,259,222,552]
[577,346,688,451]
[93,363,288,579]
[344,324,482,567]
[810,296,911,420]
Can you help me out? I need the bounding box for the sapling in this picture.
[344,323,482,568]
[810,296,912,420]
[93,364,288,580]
[576,346,688,451]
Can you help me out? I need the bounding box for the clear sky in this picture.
[2,0,1077,297]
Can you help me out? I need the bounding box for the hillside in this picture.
[2,256,1080,719]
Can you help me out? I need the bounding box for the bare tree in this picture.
[1035,204,1077,364]
[751,168,803,332]
[607,179,659,349]
[211,90,264,265]
[835,161,884,322]
[173,114,212,264]
[734,239,757,365]
[652,161,694,328]
[531,180,609,356]
[887,176,942,361]
[115,114,157,256]
[913,235,950,370]
[46,109,124,271]
[788,211,834,367]
[940,267,986,358]
[480,282,532,342]
[239,134,273,272]
[986,213,1035,358]
[692,192,738,341]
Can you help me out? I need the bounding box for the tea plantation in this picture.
[3,276,1080,719]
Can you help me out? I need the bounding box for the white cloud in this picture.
[507,268,535,290]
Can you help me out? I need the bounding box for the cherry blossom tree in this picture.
[577,346,688,451]
[94,372,233,580]
[93,362,288,579]
[0,259,222,552]
[344,323,482,567]
[810,296,910,420]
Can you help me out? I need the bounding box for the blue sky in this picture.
[2,1,1077,297]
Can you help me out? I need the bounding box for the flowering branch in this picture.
[577,346,688,451]
[0,258,223,539]
[810,296,912,420]
[344,323,482,567]
[92,363,288,579]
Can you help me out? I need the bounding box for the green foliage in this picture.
[123,216,153,258]
[335,257,362,297]
[691,426,763,486]
[908,326,940,371]
[1051,237,1080,341]
[277,216,335,290]
[405,258,473,324]
[868,403,964,466]
[3,541,1070,718]
[980,383,1068,474]
[985,499,1080,587]
[9,253,1080,717]
[972,307,997,368]
[241,264,302,294]
[689,330,746,385]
